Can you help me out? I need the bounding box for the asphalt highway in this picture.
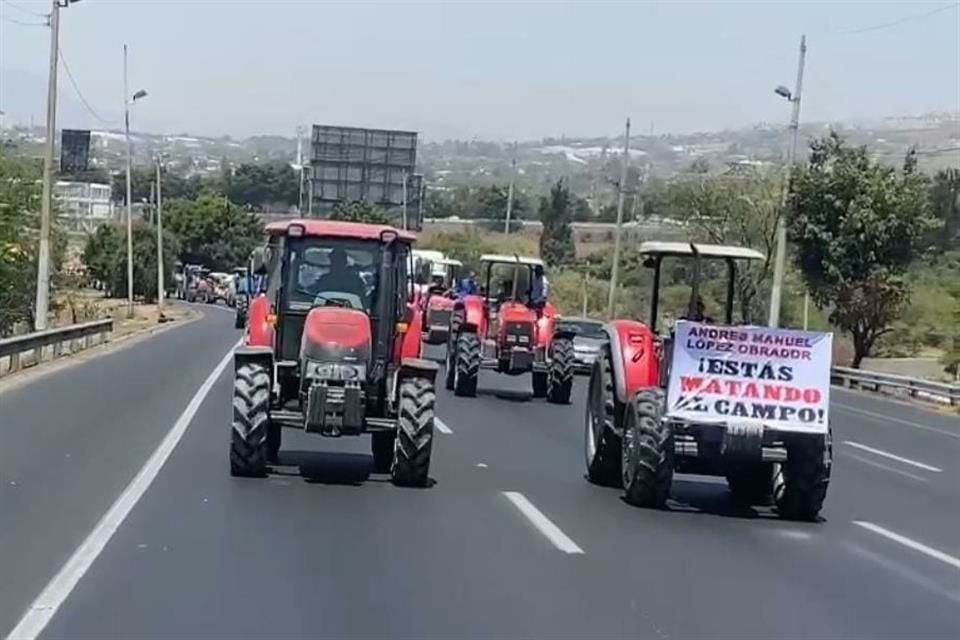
[1,308,958,639]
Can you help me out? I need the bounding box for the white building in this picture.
[54,181,115,231]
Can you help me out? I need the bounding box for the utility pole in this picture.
[296,125,305,213]
[155,156,165,320]
[606,117,631,320]
[401,170,408,230]
[504,149,516,234]
[417,179,425,231]
[768,35,806,328]
[123,44,135,319]
[34,0,62,331]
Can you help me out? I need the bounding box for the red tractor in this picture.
[422,257,462,345]
[232,219,438,486]
[445,254,574,403]
[584,242,832,520]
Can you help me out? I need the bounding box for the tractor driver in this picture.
[528,264,549,317]
[313,247,367,304]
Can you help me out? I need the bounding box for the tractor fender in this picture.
[605,319,660,404]
[454,295,486,336]
[398,357,439,384]
[246,294,275,349]
[234,345,274,377]
[397,299,425,362]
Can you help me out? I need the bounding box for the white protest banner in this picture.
[666,321,833,434]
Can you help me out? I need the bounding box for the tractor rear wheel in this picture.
[453,332,480,397]
[621,388,673,508]
[391,377,435,487]
[774,430,831,521]
[585,346,622,487]
[372,432,396,473]
[231,362,272,477]
[547,337,574,404]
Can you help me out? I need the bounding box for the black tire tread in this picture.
[622,388,673,508]
[231,363,271,477]
[547,337,574,404]
[585,346,622,487]
[774,431,831,521]
[391,377,435,486]
[454,332,480,397]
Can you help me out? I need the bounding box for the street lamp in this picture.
[123,43,147,318]
[767,35,806,329]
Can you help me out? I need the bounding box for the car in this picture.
[231,219,438,486]
[556,316,606,374]
[584,241,833,521]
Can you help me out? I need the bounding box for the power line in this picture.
[0,0,47,19]
[3,16,46,27]
[839,2,959,36]
[58,45,118,127]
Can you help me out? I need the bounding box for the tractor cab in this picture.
[638,241,765,386]
[445,254,575,403]
[421,257,464,345]
[231,219,438,487]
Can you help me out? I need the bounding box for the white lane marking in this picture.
[6,340,240,640]
[854,521,960,571]
[434,417,453,435]
[502,491,584,555]
[833,401,960,440]
[843,452,929,483]
[843,441,942,472]
[476,463,488,468]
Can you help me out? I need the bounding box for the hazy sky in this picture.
[1,0,958,140]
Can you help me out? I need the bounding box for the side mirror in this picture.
[250,247,268,276]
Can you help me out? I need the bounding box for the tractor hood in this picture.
[300,307,372,366]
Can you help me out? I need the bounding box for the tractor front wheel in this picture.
[621,388,673,508]
[532,371,548,397]
[453,332,480,397]
[231,362,272,477]
[547,337,574,404]
[391,377,435,487]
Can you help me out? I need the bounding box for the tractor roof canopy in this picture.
[439,258,463,267]
[479,254,544,267]
[265,219,416,244]
[638,241,765,262]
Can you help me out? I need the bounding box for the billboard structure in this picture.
[307,124,424,229]
[60,129,91,173]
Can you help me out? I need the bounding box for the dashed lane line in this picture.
[843,441,943,473]
[6,339,241,640]
[435,418,453,435]
[833,402,960,440]
[854,521,960,571]
[502,491,584,555]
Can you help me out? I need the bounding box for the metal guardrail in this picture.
[831,366,959,407]
[0,319,114,376]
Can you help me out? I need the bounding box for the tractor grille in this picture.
[428,308,452,329]
[503,322,533,346]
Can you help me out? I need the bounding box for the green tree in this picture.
[226,162,299,209]
[83,224,123,293]
[0,151,42,334]
[929,168,960,252]
[661,171,780,323]
[789,134,935,367]
[82,222,178,301]
[538,180,576,267]
[329,200,391,224]
[165,193,263,271]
